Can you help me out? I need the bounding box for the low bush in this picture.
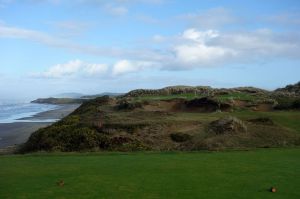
[170,133,192,142]
[248,117,274,125]
[20,124,109,152]
[274,97,300,110]
[116,100,143,110]
[209,116,247,135]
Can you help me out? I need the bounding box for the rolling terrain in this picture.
[21,82,300,152]
[2,83,300,199]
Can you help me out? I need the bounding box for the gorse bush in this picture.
[273,96,300,110]
[170,133,192,142]
[21,125,109,152]
[116,100,143,110]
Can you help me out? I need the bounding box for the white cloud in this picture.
[112,59,155,75]
[158,28,300,70]
[32,60,108,78]
[181,29,219,43]
[173,43,235,67]
[0,22,148,59]
[1,21,300,74]
[0,22,171,61]
[44,60,82,78]
[214,29,300,59]
[167,29,237,69]
[29,28,300,75]
[84,63,108,75]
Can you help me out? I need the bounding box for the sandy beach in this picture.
[0,104,80,149]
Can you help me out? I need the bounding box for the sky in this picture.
[0,0,300,100]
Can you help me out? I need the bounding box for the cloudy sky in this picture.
[0,0,300,100]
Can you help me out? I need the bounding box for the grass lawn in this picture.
[1,148,300,199]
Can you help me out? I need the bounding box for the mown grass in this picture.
[0,149,300,199]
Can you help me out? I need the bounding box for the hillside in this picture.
[275,81,300,96]
[21,84,300,152]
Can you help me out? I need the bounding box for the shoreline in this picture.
[0,104,80,149]
[18,104,80,121]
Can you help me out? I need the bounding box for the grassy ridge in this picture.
[1,149,300,199]
[132,92,255,102]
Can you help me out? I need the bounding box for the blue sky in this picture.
[0,0,300,100]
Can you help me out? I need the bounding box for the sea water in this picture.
[0,102,59,123]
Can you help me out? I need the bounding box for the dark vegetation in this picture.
[248,117,274,125]
[209,116,247,135]
[21,82,300,153]
[170,133,192,142]
[273,96,300,110]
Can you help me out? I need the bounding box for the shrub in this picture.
[170,133,192,142]
[209,116,247,135]
[20,125,109,152]
[116,100,142,110]
[248,117,274,125]
[273,96,300,110]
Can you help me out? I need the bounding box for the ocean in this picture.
[0,102,59,123]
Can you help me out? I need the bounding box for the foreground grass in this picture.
[1,149,300,199]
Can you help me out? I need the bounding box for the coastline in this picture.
[0,104,80,149]
[18,104,80,121]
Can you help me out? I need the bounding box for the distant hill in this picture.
[31,97,87,104]
[32,92,124,104]
[53,93,84,98]
[51,92,123,99]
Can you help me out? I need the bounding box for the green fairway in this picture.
[1,149,300,199]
